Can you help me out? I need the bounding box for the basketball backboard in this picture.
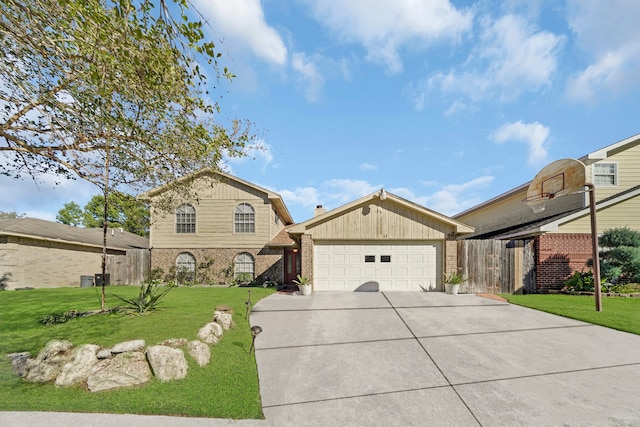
[523,158,587,212]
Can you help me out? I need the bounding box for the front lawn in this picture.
[0,286,274,418]
[502,294,640,335]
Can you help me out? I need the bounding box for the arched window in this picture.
[234,252,254,281]
[176,252,196,282]
[234,203,255,233]
[176,204,196,233]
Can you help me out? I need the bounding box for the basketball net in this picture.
[523,194,550,213]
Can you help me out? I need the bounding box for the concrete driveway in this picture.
[250,291,640,426]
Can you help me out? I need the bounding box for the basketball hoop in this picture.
[522,193,551,213]
[523,158,602,312]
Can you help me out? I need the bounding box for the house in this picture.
[143,170,296,285]
[145,171,474,291]
[454,133,640,290]
[0,218,149,289]
[287,190,474,291]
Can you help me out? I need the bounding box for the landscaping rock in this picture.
[55,344,100,387]
[187,340,210,367]
[96,348,113,359]
[87,351,152,392]
[146,345,188,381]
[157,338,187,348]
[6,352,33,378]
[111,339,145,354]
[213,311,235,330]
[197,322,223,344]
[25,340,74,383]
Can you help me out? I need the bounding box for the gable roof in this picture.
[470,184,640,240]
[454,132,640,219]
[140,168,294,225]
[288,189,474,235]
[0,218,149,250]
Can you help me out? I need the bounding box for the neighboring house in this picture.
[287,190,474,291]
[143,170,295,285]
[454,133,640,290]
[0,218,149,289]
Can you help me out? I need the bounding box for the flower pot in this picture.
[444,283,452,294]
[299,284,312,296]
[450,284,460,295]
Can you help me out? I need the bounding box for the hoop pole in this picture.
[586,183,602,312]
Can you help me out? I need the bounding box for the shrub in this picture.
[114,281,172,315]
[38,309,88,326]
[563,270,606,292]
[599,227,640,284]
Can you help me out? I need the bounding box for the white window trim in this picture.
[592,162,618,187]
[234,203,255,234]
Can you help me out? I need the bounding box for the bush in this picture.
[38,309,88,326]
[114,281,172,315]
[599,227,640,284]
[563,270,606,292]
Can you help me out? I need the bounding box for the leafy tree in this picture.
[0,211,26,220]
[599,227,640,284]
[0,0,251,310]
[56,202,83,226]
[82,192,149,236]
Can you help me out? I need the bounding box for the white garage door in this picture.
[314,242,440,291]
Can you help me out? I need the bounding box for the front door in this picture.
[284,248,300,284]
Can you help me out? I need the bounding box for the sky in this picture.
[2,0,640,224]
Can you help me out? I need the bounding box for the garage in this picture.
[314,241,440,291]
[287,190,474,292]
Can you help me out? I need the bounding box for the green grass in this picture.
[0,286,275,418]
[502,294,640,335]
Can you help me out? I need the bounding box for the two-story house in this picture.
[143,170,296,285]
[454,133,640,290]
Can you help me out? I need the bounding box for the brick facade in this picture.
[535,233,593,290]
[151,247,283,285]
[445,239,457,276]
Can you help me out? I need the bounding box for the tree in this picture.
[56,202,83,226]
[599,227,640,284]
[82,192,149,236]
[0,211,26,219]
[0,0,251,310]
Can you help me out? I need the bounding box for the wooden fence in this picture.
[458,239,535,294]
[106,249,150,285]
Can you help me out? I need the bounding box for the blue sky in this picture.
[2,0,640,224]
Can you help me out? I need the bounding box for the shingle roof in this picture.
[0,218,149,250]
[266,227,297,247]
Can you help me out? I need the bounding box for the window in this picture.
[176,252,196,282]
[364,255,376,262]
[593,163,617,186]
[176,204,196,233]
[234,252,254,281]
[234,203,255,233]
[381,255,391,263]
[274,210,280,225]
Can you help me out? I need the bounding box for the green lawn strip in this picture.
[0,286,274,418]
[502,294,640,335]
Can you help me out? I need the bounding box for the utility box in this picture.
[95,274,110,287]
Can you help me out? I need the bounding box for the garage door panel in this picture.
[314,242,440,291]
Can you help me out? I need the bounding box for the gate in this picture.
[458,239,535,294]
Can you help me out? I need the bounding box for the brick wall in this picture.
[445,239,457,275]
[151,247,283,285]
[535,233,593,290]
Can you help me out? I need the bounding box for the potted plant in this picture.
[442,272,467,295]
[293,274,312,296]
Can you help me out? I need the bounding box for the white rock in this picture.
[187,340,211,367]
[55,344,100,387]
[111,339,145,354]
[197,322,223,344]
[87,351,152,392]
[146,345,188,381]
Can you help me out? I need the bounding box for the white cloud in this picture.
[565,0,640,103]
[193,0,287,66]
[492,121,550,166]
[422,13,564,109]
[291,52,325,102]
[0,174,97,222]
[325,179,380,205]
[303,0,473,73]
[278,187,321,209]
[358,163,377,171]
